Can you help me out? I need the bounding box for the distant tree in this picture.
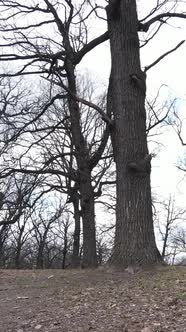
[10,215,30,269]
[155,195,186,262]
[0,173,42,227]
[0,224,10,267]
[172,227,186,253]
[30,202,65,269]
[0,3,111,265]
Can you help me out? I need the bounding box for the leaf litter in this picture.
[0,266,185,332]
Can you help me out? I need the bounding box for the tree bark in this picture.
[65,56,97,268]
[62,225,68,269]
[0,225,8,268]
[15,225,25,269]
[107,0,161,267]
[15,246,22,269]
[71,196,81,268]
[36,242,45,269]
[161,222,170,260]
[80,169,97,268]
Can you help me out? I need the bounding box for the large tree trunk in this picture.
[107,0,161,267]
[36,243,45,269]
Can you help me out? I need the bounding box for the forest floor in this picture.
[0,266,185,332]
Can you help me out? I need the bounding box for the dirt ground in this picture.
[0,266,185,332]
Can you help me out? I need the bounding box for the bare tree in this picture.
[155,195,186,261]
[30,201,66,269]
[172,227,186,253]
[0,172,44,227]
[0,1,112,267]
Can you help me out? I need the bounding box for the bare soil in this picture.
[0,266,185,332]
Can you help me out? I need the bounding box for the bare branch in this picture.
[75,31,109,64]
[139,12,186,32]
[145,40,185,72]
[0,167,77,181]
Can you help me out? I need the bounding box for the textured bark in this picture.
[0,225,9,268]
[36,225,50,269]
[62,224,68,269]
[161,221,170,260]
[15,225,25,269]
[107,0,161,267]
[15,246,22,269]
[36,241,45,269]
[80,169,97,268]
[71,197,81,268]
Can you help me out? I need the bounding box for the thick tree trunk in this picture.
[80,169,97,268]
[107,0,161,267]
[15,226,25,269]
[36,242,45,269]
[15,246,21,269]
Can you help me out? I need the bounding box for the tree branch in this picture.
[58,80,113,125]
[139,12,186,32]
[74,31,109,64]
[0,167,77,181]
[89,127,110,170]
[145,40,185,72]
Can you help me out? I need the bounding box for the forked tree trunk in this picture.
[65,56,97,268]
[107,0,161,267]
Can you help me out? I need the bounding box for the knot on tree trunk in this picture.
[128,154,152,176]
[130,71,147,95]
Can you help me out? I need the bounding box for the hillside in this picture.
[0,266,185,332]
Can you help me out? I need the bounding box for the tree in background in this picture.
[0,224,10,267]
[154,195,186,263]
[0,1,112,267]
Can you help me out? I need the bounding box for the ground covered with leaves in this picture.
[0,266,185,332]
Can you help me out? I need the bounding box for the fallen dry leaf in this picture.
[16,296,29,300]
[141,327,153,332]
